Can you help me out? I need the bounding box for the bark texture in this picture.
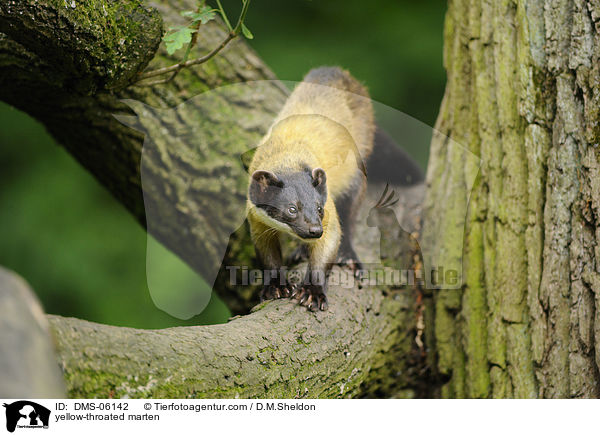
[423,0,600,398]
[0,0,426,397]
[48,289,416,398]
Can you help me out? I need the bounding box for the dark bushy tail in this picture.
[300,67,422,185]
[367,125,424,186]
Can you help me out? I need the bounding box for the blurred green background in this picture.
[0,0,446,328]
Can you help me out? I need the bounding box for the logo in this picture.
[2,401,50,433]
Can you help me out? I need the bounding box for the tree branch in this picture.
[50,182,426,398]
[49,256,419,399]
[0,0,284,312]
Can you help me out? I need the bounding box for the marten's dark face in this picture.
[250,167,327,240]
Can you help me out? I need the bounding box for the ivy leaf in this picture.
[181,5,217,24]
[241,23,253,39]
[163,27,195,55]
[196,5,217,23]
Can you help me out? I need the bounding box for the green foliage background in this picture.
[0,0,445,328]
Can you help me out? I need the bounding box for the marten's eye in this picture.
[317,205,323,215]
[287,206,298,216]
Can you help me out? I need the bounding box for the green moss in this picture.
[463,182,490,398]
[10,0,163,91]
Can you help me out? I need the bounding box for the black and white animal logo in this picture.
[3,401,50,433]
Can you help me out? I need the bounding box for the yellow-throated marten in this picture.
[247,67,374,311]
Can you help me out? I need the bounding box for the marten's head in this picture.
[249,167,327,240]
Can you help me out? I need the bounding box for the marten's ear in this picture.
[312,168,326,188]
[250,171,283,206]
[252,170,283,189]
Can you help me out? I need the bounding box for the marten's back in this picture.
[275,67,374,163]
[250,67,374,199]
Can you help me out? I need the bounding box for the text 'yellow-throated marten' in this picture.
[246,67,375,312]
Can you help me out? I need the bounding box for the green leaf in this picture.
[163,27,195,55]
[181,5,216,24]
[241,23,254,39]
[181,10,196,18]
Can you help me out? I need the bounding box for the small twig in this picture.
[159,17,203,84]
[215,0,232,31]
[135,0,250,87]
[136,33,238,86]
[233,0,251,32]
[136,32,235,85]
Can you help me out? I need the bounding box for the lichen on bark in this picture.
[424,0,600,398]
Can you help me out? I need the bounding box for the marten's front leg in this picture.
[250,220,291,300]
[294,215,341,311]
[295,264,330,311]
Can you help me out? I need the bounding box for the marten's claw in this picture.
[279,286,292,298]
[260,284,287,301]
[293,287,308,304]
[294,286,328,311]
[313,293,328,311]
[346,259,363,277]
[300,292,312,307]
[259,285,274,301]
[337,251,364,278]
[289,284,301,299]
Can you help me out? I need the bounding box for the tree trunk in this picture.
[0,0,427,398]
[423,0,600,398]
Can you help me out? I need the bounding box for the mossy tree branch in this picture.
[0,0,283,312]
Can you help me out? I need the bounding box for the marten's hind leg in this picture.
[335,175,366,275]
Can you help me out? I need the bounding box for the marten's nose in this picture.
[308,226,323,237]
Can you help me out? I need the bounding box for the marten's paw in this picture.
[292,285,328,311]
[337,247,364,278]
[260,284,292,301]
